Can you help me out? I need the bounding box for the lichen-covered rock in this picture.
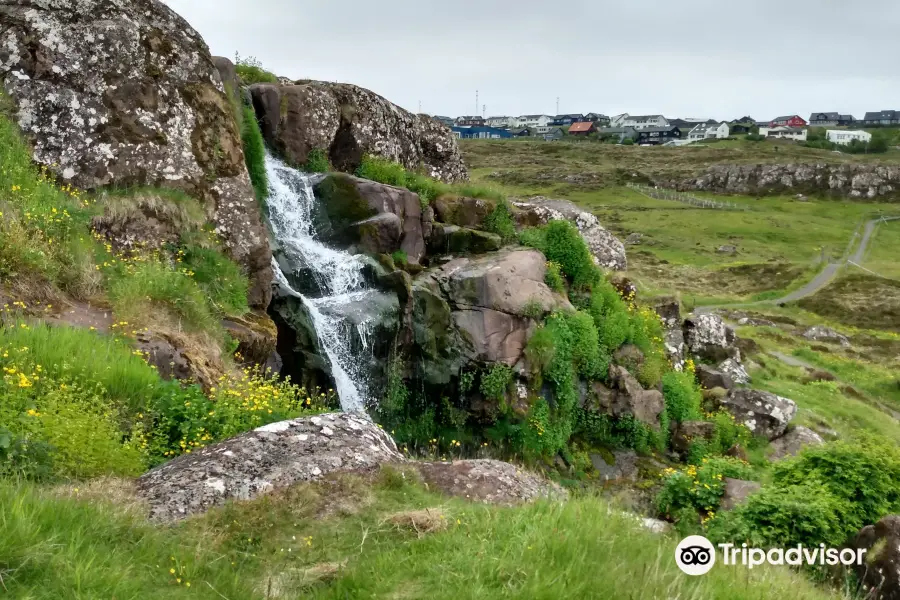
[315,174,426,263]
[696,364,734,390]
[416,459,566,505]
[414,249,571,367]
[0,0,272,307]
[720,389,797,440]
[718,358,751,385]
[720,478,761,511]
[137,413,403,521]
[222,310,279,368]
[852,515,900,600]
[768,426,825,461]
[802,325,851,348]
[510,196,627,271]
[249,82,467,183]
[675,163,900,200]
[653,297,685,371]
[684,314,740,362]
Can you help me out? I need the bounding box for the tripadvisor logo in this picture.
[675,535,867,576]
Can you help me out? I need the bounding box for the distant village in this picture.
[431,111,900,146]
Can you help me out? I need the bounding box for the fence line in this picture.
[626,183,749,211]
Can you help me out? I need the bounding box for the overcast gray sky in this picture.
[163,0,899,120]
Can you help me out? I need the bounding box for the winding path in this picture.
[698,215,899,313]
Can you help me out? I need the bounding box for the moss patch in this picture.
[314,174,376,228]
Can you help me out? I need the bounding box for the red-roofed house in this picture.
[568,121,596,136]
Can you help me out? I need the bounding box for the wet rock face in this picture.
[0,0,272,307]
[511,196,627,271]
[720,389,797,440]
[249,82,468,183]
[677,163,900,200]
[137,413,403,522]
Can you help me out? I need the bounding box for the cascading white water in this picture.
[265,152,378,413]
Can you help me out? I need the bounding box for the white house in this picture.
[760,126,808,142]
[486,116,513,128]
[687,122,730,142]
[826,130,872,145]
[609,113,629,127]
[514,114,553,128]
[620,115,669,129]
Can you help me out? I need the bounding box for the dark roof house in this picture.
[863,110,900,125]
[809,112,855,125]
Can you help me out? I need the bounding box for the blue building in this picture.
[451,126,512,139]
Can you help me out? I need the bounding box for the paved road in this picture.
[698,215,899,313]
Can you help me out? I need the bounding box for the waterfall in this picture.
[264,152,377,414]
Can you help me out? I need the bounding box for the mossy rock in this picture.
[433,195,498,229]
[429,224,501,255]
[411,284,469,385]
[222,310,278,366]
[314,173,376,229]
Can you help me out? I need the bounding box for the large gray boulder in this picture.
[138,413,403,522]
[684,314,740,362]
[586,365,665,428]
[720,389,797,440]
[249,82,467,183]
[768,426,825,461]
[802,325,851,348]
[0,0,272,307]
[718,358,751,385]
[511,196,627,271]
[413,249,571,369]
[314,174,427,263]
[696,364,734,390]
[720,478,761,511]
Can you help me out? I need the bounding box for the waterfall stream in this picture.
[264,152,378,413]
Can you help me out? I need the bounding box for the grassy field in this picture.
[862,219,900,279]
[1,470,847,600]
[460,140,897,303]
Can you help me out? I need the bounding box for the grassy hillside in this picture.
[1,471,844,600]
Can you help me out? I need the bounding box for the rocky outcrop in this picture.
[720,478,761,511]
[315,174,427,263]
[696,364,734,390]
[433,196,499,229]
[671,421,717,455]
[768,426,825,461]
[429,225,502,255]
[248,82,467,183]
[412,249,571,375]
[853,516,900,599]
[684,314,740,362]
[222,310,279,368]
[586,365,665,428]
[511,197,627,271]
[138,413,403,521]
[674,163,900,200]
[653,297,686,370]
[0,0,272,307]
[718,358,751,385]
[590,450,639,483]
[416,460,566,505]
[802,326,851,348]
[720,389,797,440]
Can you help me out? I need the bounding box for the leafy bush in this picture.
[621,138,635,146]
[240,105,268,204]
[656,457,754,522]
[480,364,513,405]
[234,53,278,85]
[587,279,631,351]
[708,481,849,548]
[406,174,446,207]
[304,149,331,173]
[745,133,765,142]
[544,261,565,293]
[520,220,599,289]
[627,304,669,387]
[662,371,702,424]
[482,201,516,243]
[772,439,900,537]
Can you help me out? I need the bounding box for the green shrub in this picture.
[544,261,565,293]
[391,250,408,266]
[234,54,278,85]
[356,155,408,187]
[520,221,599,289]
[621,138,635,146]
[181,246,249,317]
[662,371,702,424]
[304,149,331,173]
[656,457,753,521]
[587,279,631,351]
[482,201,516,243]
[240,105,268,204]
[406,173,447,207]
[772,439,900,537]
[628,304,668,388]
[708,481,849,548]
[480,364,513,405]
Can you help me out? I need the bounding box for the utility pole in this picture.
[475,90,478,116]
[482,104,486,118]
[556,97,560,115]
[418,100,422,114]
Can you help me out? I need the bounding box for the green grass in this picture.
[241,105,268,204]
[182,245,250,317]
[0,472,845,600]
[863,219,900,280]
[235,64,278,85]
